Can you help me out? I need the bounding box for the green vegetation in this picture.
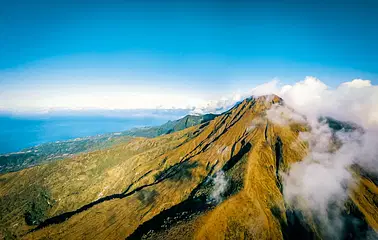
[0,135,132,174]
[0,128,193,238]
[321,116,360,132]
[24,187,54,225]
[137,190,159,205]
[1,95,378,240]
[0,114,216,174]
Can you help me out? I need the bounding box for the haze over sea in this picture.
[0,111,186,154]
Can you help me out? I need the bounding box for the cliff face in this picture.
[1,95,377,240]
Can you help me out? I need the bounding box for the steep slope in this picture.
[0,129,196,239]
[1,95,378,239]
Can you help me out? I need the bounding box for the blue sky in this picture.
[0,0,377,112]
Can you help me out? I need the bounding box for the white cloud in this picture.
[247,118,265,132]
[340,79,372,88]
[266,104,306,126]
[191,95,243,115]
[196,76,378,129]
[278,76,378,128]
[209,171,228,203]
[191,76,378,237]
[192,76,378,130]
[280,120,378,238]
[190,79,281,115]
[249,78,281,96]
[257,76,378,238]
[2,72,378,236]
[0,84,208,113]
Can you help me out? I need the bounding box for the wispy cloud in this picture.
[256,76,378,238]
[196,76,378,128]
[209,170,228,203]
[0,84,207,113]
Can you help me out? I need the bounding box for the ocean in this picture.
[0,114,176,154]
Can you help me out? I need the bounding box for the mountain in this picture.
[0,95,377,239]
[122,113,217,138]
[0,114,216,174]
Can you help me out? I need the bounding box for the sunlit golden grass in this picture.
[350,176,378,231]
[1,95,378,240]
[0,129,195,238]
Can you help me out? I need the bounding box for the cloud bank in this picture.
[0,85,208,113]
[277,77,378,128]
[195,76,378,129]
[250,77,378,238]
[194,76,378,238]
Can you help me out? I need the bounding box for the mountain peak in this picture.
[254,94,283,104]
[2,91,378,240]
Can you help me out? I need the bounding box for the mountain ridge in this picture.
[1,94,377,240]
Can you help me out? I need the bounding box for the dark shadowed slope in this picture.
[1,95,378,240]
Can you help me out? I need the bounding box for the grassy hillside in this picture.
[0,129,197,239]
[1,95,377,239]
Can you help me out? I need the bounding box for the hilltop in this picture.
[0,95,377,239]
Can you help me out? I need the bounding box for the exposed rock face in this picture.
[0,95,377,240]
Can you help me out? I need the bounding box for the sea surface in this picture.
[0,115,175,154]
